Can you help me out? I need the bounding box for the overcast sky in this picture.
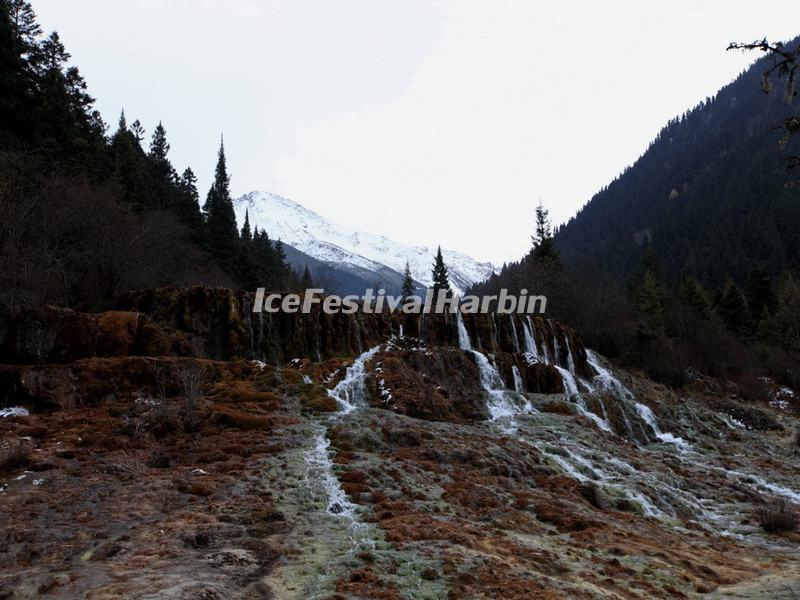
[34,0,799,264]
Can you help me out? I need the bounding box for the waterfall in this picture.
[304,425,365,524]
[327,346,381,413]
[573,397,613,432]
[526,315,553,364]
[512,365,525,393]
[554,365,579,395]
[521,316,536,356]
[565,342,576,373]
[552,331,562,366]
[457,311,472,351]
[489,312,499,350]
[634,403,691,451]
[585,350,633,400]
[302,344,385,541]
[509,315,521,353]
[531,441,664,518]
[471,351,520,422]
[399,324,404,338]
[528,316,545,362]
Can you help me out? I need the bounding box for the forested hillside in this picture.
[555,36,800,288]
[0,0,297,310]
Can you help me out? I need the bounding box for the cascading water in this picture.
[457,311,472,351]
[512,365,525,393]
[509,315,520,353]
[521,316,537,357]
[304,425,365,524]
[471,350,522,424]
[555,365,579,395]
[585,350,633,400]
[489,312,499,350]
[327,346,381,413]
[634,403,691,451]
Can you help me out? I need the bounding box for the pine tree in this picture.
[179,167,198,203]
[745,268,776,319]
[176,166,202,229]
[241,209,252,241]
[635,271,666,333]
[301,265,313,289]
[634,248,666,334]
[149,121,170,162]
[678,275,713,320]
[717,279,752,335]
[401,261,415,300]
[0,1,34,141]
[8,0,40,58]
[130,119,144,145]
[204,138,239,269]
[116,109,127,134]
[531,198,559,262]
[431,246,451,300]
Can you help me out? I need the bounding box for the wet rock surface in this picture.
[1,288,799,598]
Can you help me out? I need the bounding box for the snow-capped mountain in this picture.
[234,191,496,295]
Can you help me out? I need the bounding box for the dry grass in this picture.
[758,499,799,533]
[0,442,33,473]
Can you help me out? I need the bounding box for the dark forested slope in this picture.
[555,36,800,287]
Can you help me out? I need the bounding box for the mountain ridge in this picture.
[234,191,496,295]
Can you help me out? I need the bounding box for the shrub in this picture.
[177,361,207,431]
[758,499,799,533]
[0,442,33,472]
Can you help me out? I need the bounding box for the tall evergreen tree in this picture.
[531,198,559,262]
[240,209,252,241]
[8,0,40,57]
[431,246,451,300]
[745,268,776,319]
[130,119,144,144]
[401,261,415,301]
[116,109,127,133]
[147,120,178,210]
[204,138,239,269]
[301,265,313,289]
[717,279,752,336]
[678,275,713,320]
[174,166,203,230]
[179,167,198,203]
[149,121,170,162]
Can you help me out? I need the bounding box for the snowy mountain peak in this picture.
[234,191,496,295]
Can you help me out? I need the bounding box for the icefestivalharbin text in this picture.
[253,288,546,315]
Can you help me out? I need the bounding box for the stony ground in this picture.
[1,345,799,599]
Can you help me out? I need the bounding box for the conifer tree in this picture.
[116,109,127,134]
[431,246,451,299]
[636,271,666,333]
[176,166,203,229]
[745,268,776,319]
[204,138,239,268]
[149,121,170,163]
[241,209,252,241]
[678,275,713,320]
[717,279,752,335]
[531,198,559,262]
[401,261,415,300]
[130,119,144,144]
[179,167,198,203]
[301,265,313,289]
[634,247,666,334]
[7,0,40,57]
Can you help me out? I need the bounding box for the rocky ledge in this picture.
[1,287,799,599]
